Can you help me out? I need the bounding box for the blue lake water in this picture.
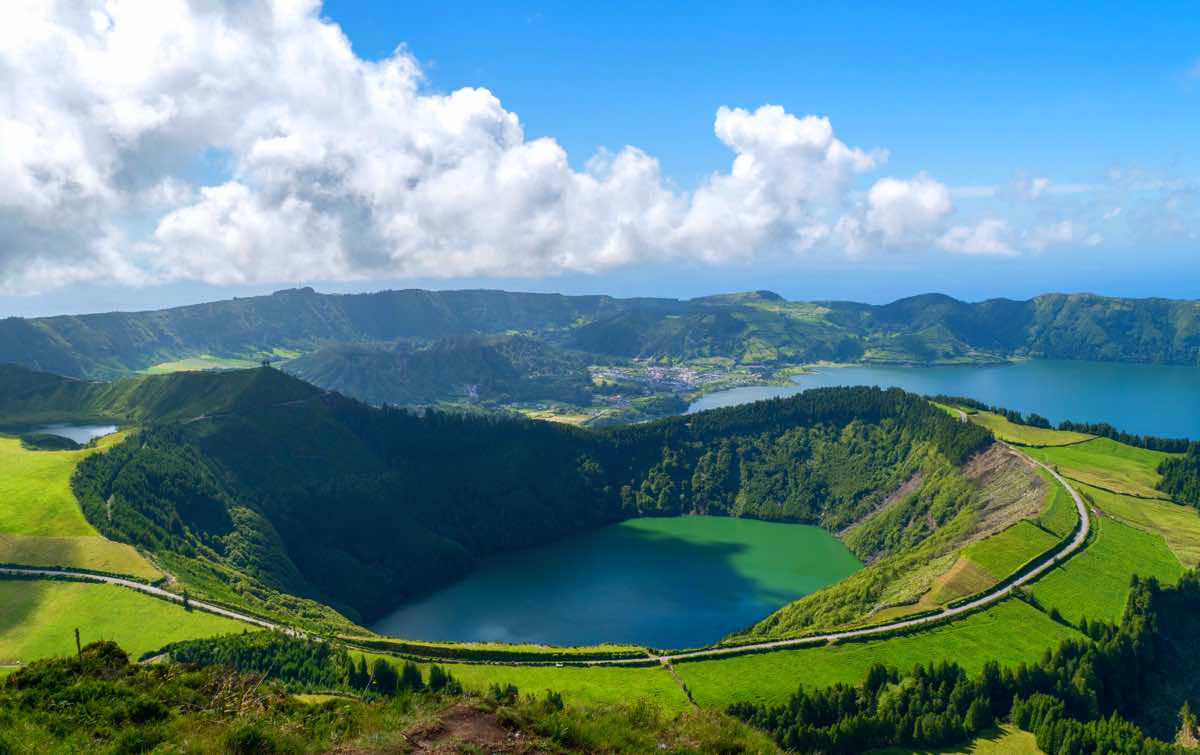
[30,424,118,444]
[689,360,1200,440]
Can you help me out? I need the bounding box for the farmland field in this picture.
[1035,468,1078,537]
[1024,438,1174,499]
[879,724,1042,754]
[967,411,1092,447]
[1080,482,1200,567]
[1030,514,1182,624]
[961,520,1059,580]
[673,599,1081,708]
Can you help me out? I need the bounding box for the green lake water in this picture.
[371,516,861,649]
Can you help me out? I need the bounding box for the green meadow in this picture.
[1035,468,1079,538]
[967,411,1092,447]
[1080,482,1200,567]
[1031,514,1182,624]
[673,599,1081,709]
[0,434,129,537]
[0,433,160,578]
[0,580,250,665]
[142,355,261,374]
[962,520,1059,580]
[1024,438,1174,499]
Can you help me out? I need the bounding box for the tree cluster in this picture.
[732,573,1199,754]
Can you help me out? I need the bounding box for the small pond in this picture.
[29,424,119,444]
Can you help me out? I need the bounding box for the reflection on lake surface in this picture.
[689,360,1200,439]
[30,424,118,444]
[372,516,861,649]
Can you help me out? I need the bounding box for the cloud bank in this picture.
[0,1,1176,293]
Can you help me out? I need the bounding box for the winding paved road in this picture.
[608,446,1090,665]
[3,444,1088,667]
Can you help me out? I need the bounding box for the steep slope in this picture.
[0,362,320,426]
[283,334,595,406]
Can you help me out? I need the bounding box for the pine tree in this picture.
[399,661,424,692]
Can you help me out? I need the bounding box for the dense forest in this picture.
[1158,444,1200,507]
[64,365,989,625]
[283,333,596,406]
[4,287,1200,383]
[730,572,1200,754]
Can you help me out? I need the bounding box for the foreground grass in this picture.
[674,599,1080,709]
[1081,482,1200,567]
[1031,514,1183,625]
[2,643,780,754]
[347,649,691,713]
[1024,438,1174,499]
[967,411,1092,447]
[0,580,250,665]
[962,520,1059,581]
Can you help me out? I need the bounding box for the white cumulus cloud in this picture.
[0,0,1127,293]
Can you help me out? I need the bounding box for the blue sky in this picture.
[0,1,1197,317]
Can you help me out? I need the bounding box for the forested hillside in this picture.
[57,366,989,625]
[3,288,1200,384]
[282,334,596,406]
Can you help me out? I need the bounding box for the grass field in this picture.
[0,533,159,580]
[1080,482,1200,567]
[0,580,251,665]
[674,599,1081,708]
[439,662,690,712]
[962,520,1060,581]
[0,432,160,578]
[0,433,132,537]
[142,355,259,374]
[1031,514,1182,625]
[346,649,690,712]
[877,724,1041,754]
[1036,469,1079,538]
[921,557,997,606]
[967,411,1092,447]
[1024,438,1174,499]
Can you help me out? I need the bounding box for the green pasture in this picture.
[1080,482,1200,567]
[962,520,1059,581]
[673,599,1081,709]
[968,412,1092,447]
[1031,514,1182,625]
[1024,438,1173,499]
[0,580,251,665]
